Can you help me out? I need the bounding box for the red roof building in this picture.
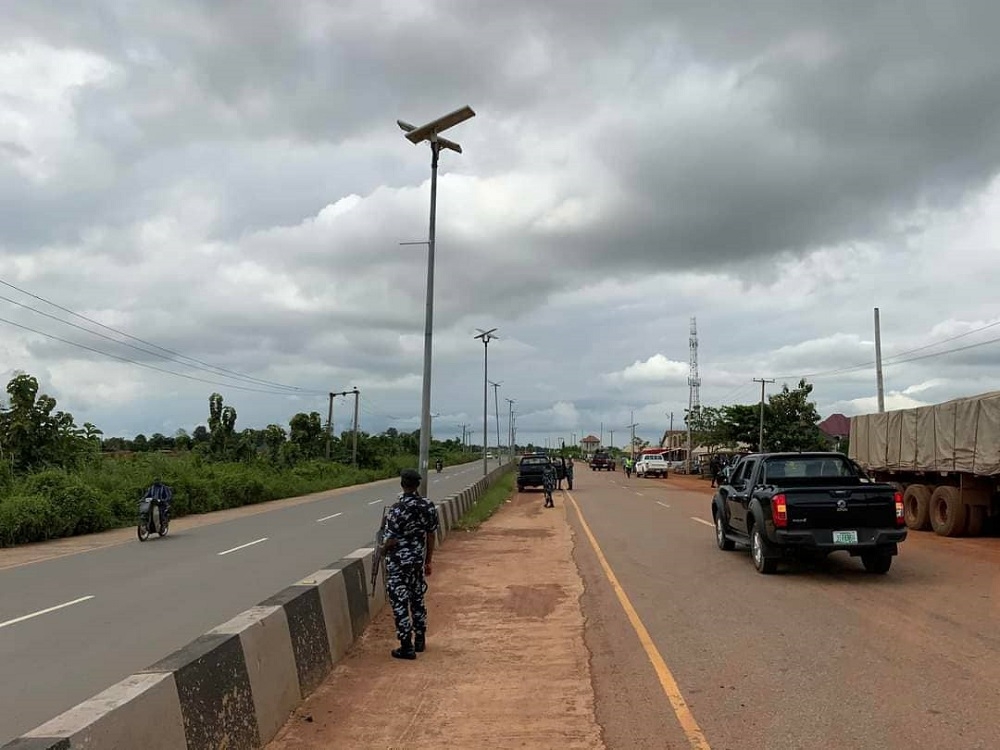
[819,413,851,439]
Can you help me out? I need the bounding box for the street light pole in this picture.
[397,106,476,497]
[489,380,502,465]
[474,328,498,476]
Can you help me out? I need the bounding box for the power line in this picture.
[769,321,1000,381]
[0,276,317,393]
[0,313,315,396]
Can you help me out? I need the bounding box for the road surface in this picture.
[0,461,491,744]
[566,467,1000,749]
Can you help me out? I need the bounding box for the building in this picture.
[580,434,601,456]
[819,413,851,451]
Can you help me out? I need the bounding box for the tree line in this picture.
[683,379,833,453]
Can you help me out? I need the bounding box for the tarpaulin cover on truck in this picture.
[849,391,1000,476]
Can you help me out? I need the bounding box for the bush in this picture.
[0,494,55,546]
[0,451,483,548]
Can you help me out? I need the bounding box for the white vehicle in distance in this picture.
[635,453,670,478]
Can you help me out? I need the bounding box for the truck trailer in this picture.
[848,391,1000,537]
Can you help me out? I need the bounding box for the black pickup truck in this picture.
[517,453,552,492]
[711,452,907,574]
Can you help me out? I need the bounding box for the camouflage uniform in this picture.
[565,460,574,490]
[542,463,556,508]
[383,486,440,655]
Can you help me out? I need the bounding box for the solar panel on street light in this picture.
[402,106,476,144]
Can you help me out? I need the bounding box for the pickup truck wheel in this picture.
[903,484,931,530]
[930,486,966,537]
[715,512,735,551]
[750,524,778,574]
[861,552,892,574]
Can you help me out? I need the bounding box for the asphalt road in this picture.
[0,461,493,744]
[566,466,1000,750]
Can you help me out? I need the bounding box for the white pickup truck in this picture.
[635,453,669,478]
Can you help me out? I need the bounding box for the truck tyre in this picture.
[903,484,932,530]
[930,485,967,537]
[966,505,986,537]
[861,552,892,574]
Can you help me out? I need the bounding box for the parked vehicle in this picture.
[849,391,1000,536]
[590,451,616,471]
[711,452,906,574]
[137,495,169,541]
[518,453,552,492]
[635,453,669,478]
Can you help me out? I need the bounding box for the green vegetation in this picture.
[684,379,830,452]
[0,372,473,547]
[455,469,515,531]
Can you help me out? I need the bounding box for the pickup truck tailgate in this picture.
[786,487,896,529]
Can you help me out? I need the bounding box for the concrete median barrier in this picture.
[2,466,512,750]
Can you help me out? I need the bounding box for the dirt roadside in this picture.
[267,488,605,749]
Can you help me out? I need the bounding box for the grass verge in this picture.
[455,470,515,531]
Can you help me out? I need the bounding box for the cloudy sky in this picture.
[2,0,999,448]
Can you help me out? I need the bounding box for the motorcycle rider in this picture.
[434,459,443,473]
[144,477,173,527]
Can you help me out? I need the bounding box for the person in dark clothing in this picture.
[380,468,440,659]
[143,477,173,524]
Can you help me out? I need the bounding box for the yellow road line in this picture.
[565,490,712,750]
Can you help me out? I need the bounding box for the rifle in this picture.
[370,505,388,597]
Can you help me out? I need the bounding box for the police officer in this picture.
[542,461,556,508]
[379,468,440,659]
[565,457,574,491]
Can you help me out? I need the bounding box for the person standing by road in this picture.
[542,461,556,508]
[379,468,440,660]
[565,457,574,491]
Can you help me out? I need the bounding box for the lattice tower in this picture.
[688,316,701,413]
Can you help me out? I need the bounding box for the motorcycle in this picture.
[435,460,443,473]
[137,495,169,541]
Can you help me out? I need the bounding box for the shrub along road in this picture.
[0,461,494,745]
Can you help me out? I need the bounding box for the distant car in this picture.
[486,452,495,459]
[590,451,615,471]
[635,454,669,478]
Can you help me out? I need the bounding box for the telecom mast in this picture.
[688,316,701,412]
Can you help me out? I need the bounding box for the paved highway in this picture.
[0,461,492,744]
[565,467,1000,750]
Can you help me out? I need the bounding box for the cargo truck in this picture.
[848,391,1000,537]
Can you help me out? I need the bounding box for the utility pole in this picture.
[874,307,886,413]
[600,421,604,449]
[327,389,359,462]
[489,380,502,464]
[460,423,468,453]
[506,398,515,462]
[753,378,775,452]
[609,428,614,451]
[326,392,335,460]
[627,415,639,462]
[474,328,498,477]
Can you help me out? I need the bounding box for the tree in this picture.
[0,373,87,472]
[764,379,827,452]
[207,393,238,457]
[289,412,325,459]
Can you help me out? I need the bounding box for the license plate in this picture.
[832,530,858,545]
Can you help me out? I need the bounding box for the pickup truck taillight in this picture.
[771,494,788,528]
[894,491,905,526]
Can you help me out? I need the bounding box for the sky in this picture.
[1,0,999,449]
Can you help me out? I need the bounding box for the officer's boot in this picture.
[414,631,426,652]
[392,634,417,660]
